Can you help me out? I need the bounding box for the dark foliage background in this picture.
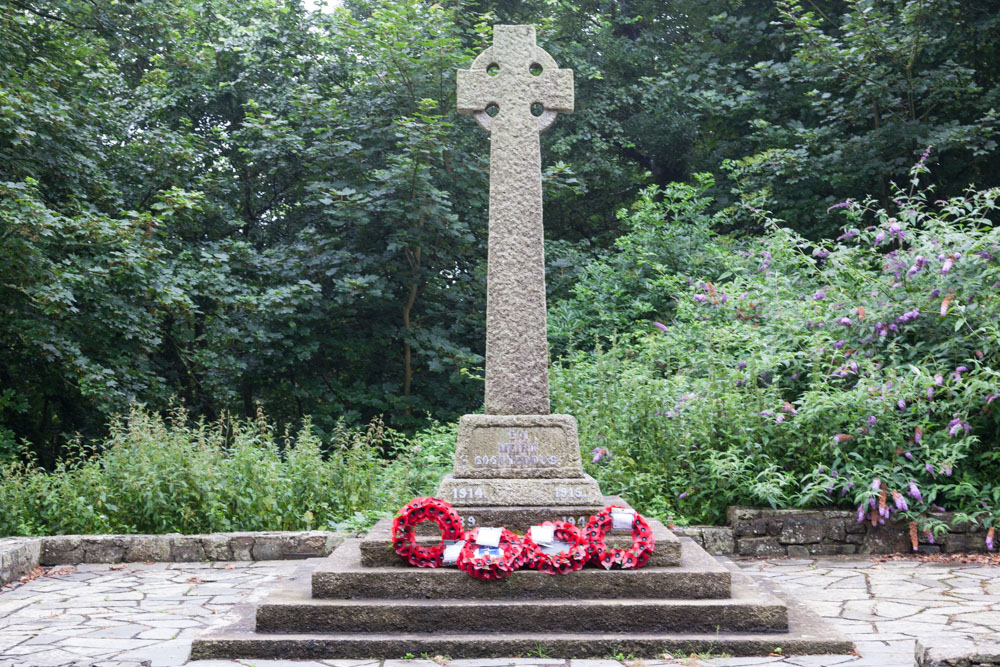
[1,0,997,464]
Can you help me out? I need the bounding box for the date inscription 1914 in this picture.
[473,428,560,468]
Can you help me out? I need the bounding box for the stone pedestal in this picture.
[437,413,603,511]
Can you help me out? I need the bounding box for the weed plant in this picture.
[0,405,455,536]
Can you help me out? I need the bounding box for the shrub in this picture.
[553,164,1000,547]
[0,405,455,536]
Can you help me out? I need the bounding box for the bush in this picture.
[553,165,1000,546]
[0,405,455,536]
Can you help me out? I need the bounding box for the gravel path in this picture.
[0,555,997,667]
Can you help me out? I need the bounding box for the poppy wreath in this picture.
[455,527,526,580]
[522,520,590,575]
[584,505,655,570]
[391,497,465,568]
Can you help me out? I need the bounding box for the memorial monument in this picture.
[191,26,853,660]
[437,24,604,520]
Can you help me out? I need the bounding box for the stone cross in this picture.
[456,25,574,416]
[440,26,601,514]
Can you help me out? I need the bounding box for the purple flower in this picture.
[653,321,668,333]
[892,491,908,511]
[760,410,775,418]
[906,255,927,277]
[904,451,914,460]
[828,200,853,213]
[874,231,886,245]
[872,478,881,490]
[738,361,747,369]
[916,146,931,167]
[775,414,785,424]
[591,447,610,463]
[986,394,999,404]
[926,386,935,400]
[694,294,708,303]
[897,399,907,411]
[930,288,941,298]
[934,374,944,386]
[813,290,826,300]
[952,366,968,380]
[947,418,969,437]
[927,531,935,545]
[926,463,935,477]
[908,482,922,502]
[988,532,995,551]
[941,256,955,275]
[867,415,877,428]
[838,317,852,326]
[944,467,953,476]
[888,220,904,241]
[857,503,866,522]
[838,230,858,241]
[834,340,847,349]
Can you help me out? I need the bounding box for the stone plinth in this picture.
[451,414,584,479]
[437,473,603,507]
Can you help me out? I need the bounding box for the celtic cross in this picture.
[456,25,574,415]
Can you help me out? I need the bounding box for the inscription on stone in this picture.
[453,421,583,479]
[473,428,561,469]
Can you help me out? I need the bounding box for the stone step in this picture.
[257,575,786,634]
[360,514,681,569]
[313,538,729,600]
[192,628,852,662]
[192,579,851,661]
[190,544,854,660]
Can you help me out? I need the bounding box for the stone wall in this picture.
[0,538,41,586]
[0,531,345,586]
[677,506,993,558]
[39,531,344,565]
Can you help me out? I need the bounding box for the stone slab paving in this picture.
[0,556,997,667]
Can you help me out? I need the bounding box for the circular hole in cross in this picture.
[487,63,500,76]
[485,103,500,117]
[530,102,544,117]
[529,62,543,76]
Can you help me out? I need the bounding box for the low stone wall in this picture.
[0,538,42,586]
[39,530,345,565]
[0,531,345,586]
[679,506,993,558]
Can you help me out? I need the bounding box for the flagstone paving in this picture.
[0,556,997,667]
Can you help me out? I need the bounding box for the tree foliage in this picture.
[1,0,997,462]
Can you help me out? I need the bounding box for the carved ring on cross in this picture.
[469,45,559,132]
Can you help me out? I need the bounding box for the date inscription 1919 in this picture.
[473,429,560,468]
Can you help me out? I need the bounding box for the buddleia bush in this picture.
[553,161,1000,546]
[0,405,454,536]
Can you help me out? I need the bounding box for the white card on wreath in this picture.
[475,526,502,547]
[611,508,636,531]
[442,540,465,565]
[529,525,555,545]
